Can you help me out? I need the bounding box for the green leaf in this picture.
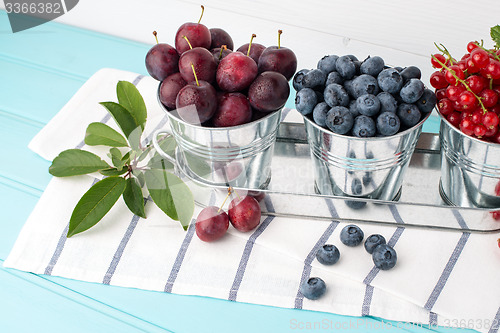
[123,178,146,218]
[147,135,176,170]
[116,81,147,130]
[132,169,146,188]
[99,167,128,176]
[67,176,127,237]
[491,25,500,49]
[49,149,110,177]
[84,122,129,147]
[145,169,194,230]
[100,101,142,150]
[109,148,125,170]
[121,151,131,164]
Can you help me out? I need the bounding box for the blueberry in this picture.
[377,68,403,94]
[372,244,397,270]
[325,106,354,135]
[317,55,339,73]
[397,103,421,127]
[346,54,359,62]
[351,177,363,195]
[295,88,318,115]
[344,78,355,97]
[293,69,310,91]
[376,111,400,136]
[362,172,372,186]
[325,71,344,86]
[350,74,379,99]
[377,92,398,113]
[400,66,422,82]
[336,55,357,79]
[349,99,360,118]
[345,199,366,209]
[300,277,326,300]
[324,83,350,107]
[399,78,425,103]
[316,244,340,265]
[340,224,364,247]
[302,69,327,89]
[356,94,380,117]
[352,115,376,137]
[394,66,404,72]
[360,56,385,77]
[364,234,387,254]
[312,102,330,127]
[416,88,437,113]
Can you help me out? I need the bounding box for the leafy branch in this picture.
[49,81,194,237]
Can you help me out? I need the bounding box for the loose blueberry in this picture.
[352,115,376,137]
[302,69,327,89]
[326,106,354,135]
[350,74,379,99]
[400,66,422,82]
[377,92,398,113]
[356,94,381,117]
[364,234,386,254]
[372,244,397,270]
[300,277,327,300]
[324,83,350,107]
[345,199,367,209]
[416,88,437,113]
[351,177,363,195]
[377,68,403,94]
[295,88,318,115]
[340,224,364,246]
[313,102,330,127]
[397,103,421,127]
[317,55,339,73]
[399,78,425,103]
[293,69,310,91]
[376,111,400,136]
[325,71,344,86]
[360,56,385,77]
[316,244,340,265]
[336,55,357,79]
[362,172,373,186]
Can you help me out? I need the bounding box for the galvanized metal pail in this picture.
[303,113,430,201]
[154,87,282,189]
[439,114,500,208]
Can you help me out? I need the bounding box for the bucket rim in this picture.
[156,82,283,131]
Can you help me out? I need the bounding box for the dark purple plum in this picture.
[237,42,266,65]
[159,73,187,110]
[195,206,229,242]
[176,80,217,124]
[209,28,234,50]
[174,6,211,54]
[216,51,258,92]
[248,71,289,112]
[211,46,232,64]
[212,92,252,127]
[257,30,297,81]
[228,196,261,232]
[178,47,217,84]
[145,37,179,81]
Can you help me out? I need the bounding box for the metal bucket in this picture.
[303,113,430,201]
[154,86,282,189]
[439,114,500,208]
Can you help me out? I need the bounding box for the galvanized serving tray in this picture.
[179,122,500,234]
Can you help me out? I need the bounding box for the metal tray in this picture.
[182,122,500,234]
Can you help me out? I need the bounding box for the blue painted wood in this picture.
[0,10,468,333]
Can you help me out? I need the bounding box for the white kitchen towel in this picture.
[5,68,500,332]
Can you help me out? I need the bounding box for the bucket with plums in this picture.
[145,7,296,189]
[295,54,434,202]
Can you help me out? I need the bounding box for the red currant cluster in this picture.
[430,42,500,142]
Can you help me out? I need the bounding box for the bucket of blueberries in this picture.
[295,54,436,201]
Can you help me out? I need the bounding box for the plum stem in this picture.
[153,31,159,44]
[198,5,205,24]
[219,45,227,60]
[218,188,232,213]
[183,35,193,50]
[190,63,200,86]
[278,29,282,49]
[247,34,256,57]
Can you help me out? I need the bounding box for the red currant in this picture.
[430,71,448,89]
[461,53,470,61]
[471,109,484,124]
[435,88,447,100]
[447,111,461,127]
[479,89,499,107]
[446,84,466,101]
[457,60,467,72]
[431,54,446,68]
[465,75,487,94]
[474,124,487,137]
[467,41,480,53]
[458,91,478,110]
[460,118,475,136]
[470,48,490,68]
[466,57,480,73]
[484,124,499,138]
[483,60,500,80]
[461,110,474,120]
[482,111,500,128]
[445,65,465,85]
[437,98,454,116]
[491,105,500,115]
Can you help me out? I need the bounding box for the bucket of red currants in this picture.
[145,7,296,189]
[294,54,434,202]
[432,30,500,208]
